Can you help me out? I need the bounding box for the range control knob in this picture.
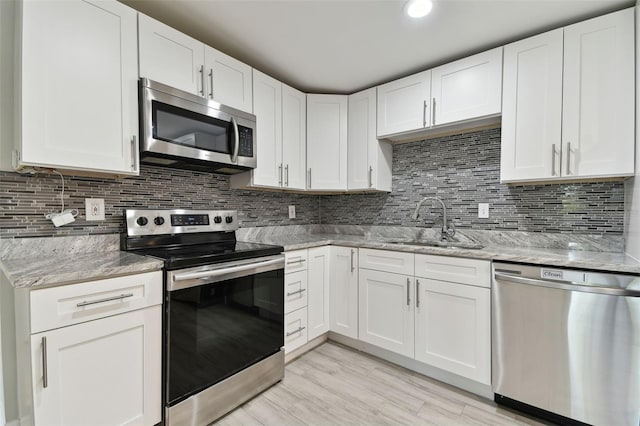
[225,216,233,224]
[136,216,148,226]
[214,216,222,224]
[154,216,165,226]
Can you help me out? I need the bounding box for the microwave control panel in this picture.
[238,126,253,157]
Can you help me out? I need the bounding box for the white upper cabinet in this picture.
[282,85,307,189]
[19,0,138,175]
[377,70,431,137]
[204,46,253,113]
[501,8,634,183]
[431,47,503,126]
[307,94,348,190]
[138,14,253,113]
[348,88,392,192]
[561,8,634,178]
[251,69,283,187]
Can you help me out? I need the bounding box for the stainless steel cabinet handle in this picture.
[416,279,420,308]
[230,117,239,163]
[279,164,283,186]
[199,65,204,96]
[368,166,373,188]
[566,142,571,175]
[208,69,214,99]
[432,98,436,126]
[286,259,307,265]
[406,278,410,306]
[130,136,137,171]
[423,100,427,127]
[41,337,48,389]
[286,326,306,337]
[77,293,134,307]
[285,165,289,187]
[551,143,556,176]
[350,249,355,272]
[308,169,312,188]
[287,288,307,296]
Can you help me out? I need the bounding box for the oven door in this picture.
[166,255,284,407]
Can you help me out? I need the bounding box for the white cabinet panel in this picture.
[31,306,162,426]
[251,69,282,187]
[414,255,490,288]
[501,29,563,182]
[20,0,138,174]
[358,269,414,358]
[204,46,252,113]
[329,247,358,339]
[431,47,502,126]
[562,8,634,178]
[377,70,431,137]
[307,247,330,340]
[415,279,490,385]
[307,94,348,190]
[359,248,414,276]
[138,14,204,96]
[284,307,308,353]
[285,270,308,314]
[282,85,307,189]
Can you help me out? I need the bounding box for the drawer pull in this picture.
[286,259,307,265]
[286,326,306,337]
[76,293,134,307]
[41,337,48,389]
[287,288,307,297]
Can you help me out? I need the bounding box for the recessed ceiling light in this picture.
[405,0,433,18]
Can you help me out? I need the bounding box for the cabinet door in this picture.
[562,8,635,178]
[500,29,563,183]
[284,307,308,353]
[251,69,282,187]
[307,94,348,190]
[282,84,307,189]
[358,269,414,358]
[376,70,431,137]
[415,279,490,385]
[329,247,358,339]
[204,46,253,113]
[138,14,204,96]
[20,0,138,174]
[31,306,162,426]
[431,47,503,126]
[307,246,330,340]
[348,88,376,190]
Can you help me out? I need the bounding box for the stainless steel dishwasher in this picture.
[492,262,640,426]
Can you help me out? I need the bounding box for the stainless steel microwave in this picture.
[139,78,256,174]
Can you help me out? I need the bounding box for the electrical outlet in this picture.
[478,203,490,219]
[288,205,296,219]
[85,198,105,221]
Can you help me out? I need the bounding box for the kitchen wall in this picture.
[321,127,625,235]
[0,165,320,239]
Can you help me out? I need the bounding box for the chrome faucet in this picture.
[412,196,456,241]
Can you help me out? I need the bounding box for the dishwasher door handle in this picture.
[494,272,640,297]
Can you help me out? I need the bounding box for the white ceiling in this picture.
[120,0,635,94]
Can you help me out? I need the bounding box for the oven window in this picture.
[152,101,232,154]
[167,268,284,406]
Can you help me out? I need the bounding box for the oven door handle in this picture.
[174,258,283,282]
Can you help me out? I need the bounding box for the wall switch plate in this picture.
[288,205,296,219]
[478,203,489,219]
[85,198,105,221]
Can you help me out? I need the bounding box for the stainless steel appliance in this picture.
[139,78,256,174]
[121,209,284,425]
[493,262,640,426]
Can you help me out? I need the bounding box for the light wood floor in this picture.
[216,342,547,426]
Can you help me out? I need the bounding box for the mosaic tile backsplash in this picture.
[0,127,625,239]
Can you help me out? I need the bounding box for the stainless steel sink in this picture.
[385,240,484,250]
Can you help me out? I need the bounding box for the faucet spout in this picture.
[411,196,455,241]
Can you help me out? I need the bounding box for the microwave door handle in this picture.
[230,117,239,163]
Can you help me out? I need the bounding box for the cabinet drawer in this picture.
[30,271,163,333]
[285,250,308,273]
[284,307,308,353]
[359,248,414,275]
[285,270,308,314]
[414,255,491,288]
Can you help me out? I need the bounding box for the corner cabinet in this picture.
[329,247,358,339]
[307,95,348,190]
[501,8,635,183]
[348,88,392,192]
[17,0,139,175]
[138,14,252,113]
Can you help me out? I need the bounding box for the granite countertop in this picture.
[1,251,164,289]
[239,233,640,274]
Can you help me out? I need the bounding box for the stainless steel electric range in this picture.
[121,209,285,425]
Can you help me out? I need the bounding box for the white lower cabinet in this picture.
[329,247,358,339]
[307,246,330,340]
[284,307,308,353]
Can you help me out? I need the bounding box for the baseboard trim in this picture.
[285,334,328,364]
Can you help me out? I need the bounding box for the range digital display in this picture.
[170,214,210,226]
